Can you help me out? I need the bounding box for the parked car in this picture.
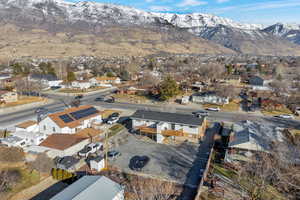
[75,95,84,99]
[107,117,119,125]
[107,150,121,159]
[206,107,220,112]
[50,86,61,90]
[192,110,209,117]
[95,97,105,102]
[129,155,150,171]
[109,112,120,118]
[35,107,48,114]
[78,142,103,157]
[105,97,115,103]
[274,114,295,119]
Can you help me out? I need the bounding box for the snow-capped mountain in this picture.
[263,23,300,45]
[0,0,262,29]
[154,12,263,30]
[0,0,300,55]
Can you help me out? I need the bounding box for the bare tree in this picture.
[139,71,160,87]
[0,169,21,193]
[128,177,178,200]
[269,80,289,97]
[28,153,54,174]
[215,84,241,100]
[237,153,276,200]
[0,147,24,162]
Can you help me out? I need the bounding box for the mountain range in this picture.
[0,0,300,58]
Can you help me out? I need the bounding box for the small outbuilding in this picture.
[90,156,105,172]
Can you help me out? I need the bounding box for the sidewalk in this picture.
[9,176,59,200]
[44,87,117,97]
[0,99,55,115]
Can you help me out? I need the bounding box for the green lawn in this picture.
[213,164,237,179]
[108,124,125,138]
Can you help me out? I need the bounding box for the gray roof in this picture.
[30,74,58,81]
[50,176,123,200]
[56,156,79,170]
[131,110,204,126]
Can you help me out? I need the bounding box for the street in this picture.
[0,90,300,130]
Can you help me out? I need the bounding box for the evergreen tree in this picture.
[158,76,179,101]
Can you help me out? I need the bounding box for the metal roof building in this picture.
[50,176,124,200]
[131,110,204,126]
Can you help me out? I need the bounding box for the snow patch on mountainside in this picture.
[0,0,263,30]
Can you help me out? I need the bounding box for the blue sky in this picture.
[69,0,300,25]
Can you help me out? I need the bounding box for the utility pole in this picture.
[103,131,109,171]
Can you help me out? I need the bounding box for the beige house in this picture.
[0,90,18,103]
[223,75,241,85]
[90,76,121,87]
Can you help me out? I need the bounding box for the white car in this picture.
[78,142,103,157]
[274,114,295,119]
[206,107,220,112]
[107,117,119,124]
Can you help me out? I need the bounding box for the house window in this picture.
[53,127,56,132]
[171,124,175,130]
[43,125,46,130]
[20,142,26,146]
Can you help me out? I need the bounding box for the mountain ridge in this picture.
[0,0,300,56]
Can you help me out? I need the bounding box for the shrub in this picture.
[0,147,24,162]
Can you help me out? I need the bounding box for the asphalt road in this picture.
[0,90,300,130]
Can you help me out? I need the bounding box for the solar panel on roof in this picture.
[59,114,74,123]
[70,107,98,120]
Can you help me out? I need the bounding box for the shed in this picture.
[90,156,105,172]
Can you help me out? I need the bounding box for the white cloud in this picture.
[177,0,207,7]
[149,5,171,11]
[212,0,300,13]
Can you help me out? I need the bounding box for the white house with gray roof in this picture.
[50,176,124,200]
[225,120,283,163]
[131,110,207,143]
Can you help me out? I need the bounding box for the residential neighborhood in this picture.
[0,0,300,197]
[0,55,299,200]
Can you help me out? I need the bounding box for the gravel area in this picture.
[108,133,201,185]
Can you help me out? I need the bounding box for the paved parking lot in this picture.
[108,132,202,185]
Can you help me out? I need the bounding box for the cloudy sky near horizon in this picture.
[69,0,300,25]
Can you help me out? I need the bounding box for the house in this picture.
[10,131,47,146]
[131,110,207,143]
[0,73,12,80]
[15,120,38,132]
[50,176,124,200]
[38,127,102,158]
[223,75,241,85]
[295,107,300,116]
[90,156,105,172]
[180,96,190,105]
[29,74,63,88]
[38,105,102,135]
[0,90,18,103]
[39,133,90,158]
[249,76,264,86]
[90,76,121,87]
[190,82,205,92]
[0,136,27,147]
[191,91,229,105]
[225,120,283,163]
[71,80,92,90]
